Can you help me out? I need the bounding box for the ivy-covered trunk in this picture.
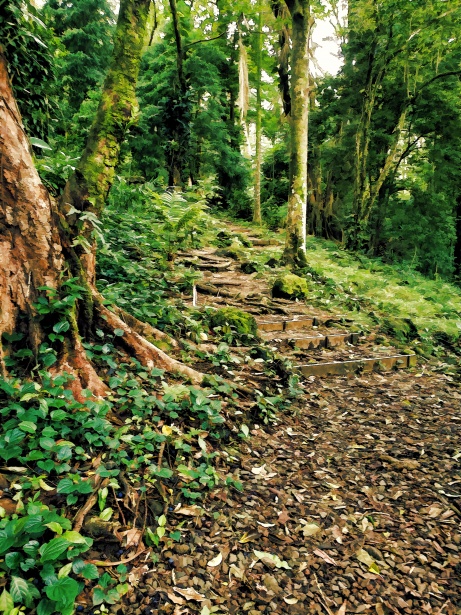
[60,0,151,289]
[283,0,312,267]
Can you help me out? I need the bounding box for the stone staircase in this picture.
[257,315,416,377]
[177,241,417,379]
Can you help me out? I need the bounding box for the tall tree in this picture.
[252,6,263,224]
[282,0,312,266]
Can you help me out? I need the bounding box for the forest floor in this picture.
[115,224,461,615]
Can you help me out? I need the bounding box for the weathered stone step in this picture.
[258,317,318,332]
[268,332,360,350]
[296,354,417,377]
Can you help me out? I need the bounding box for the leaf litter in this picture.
[109,365,460,615]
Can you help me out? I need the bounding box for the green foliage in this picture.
[43,0,115,117]
[0,0,55,140]
[0,500,92,614]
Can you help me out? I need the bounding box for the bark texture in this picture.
[282,0,312,267]
[0,51,63,368]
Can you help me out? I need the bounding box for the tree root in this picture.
[92,289,177,348]
[55,336,109,401]
[95,298,204,385]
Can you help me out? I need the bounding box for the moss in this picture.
[378,316,419,342]
[210,307,258,337]
[272,273,309,300]
[216,230,252,248]
[215,243,246,260]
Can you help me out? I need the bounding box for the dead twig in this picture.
[73,477,110,533]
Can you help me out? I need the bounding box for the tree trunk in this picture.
[0,50,63,372]
[0,0,205,395]
[253,8,263,225]
[282,0,312,267]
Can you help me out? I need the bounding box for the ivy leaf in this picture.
[37,599,56,615]
[39,537,70,562]
[45,577,79,604]
[10,576,39,606]
[0,589,14,612]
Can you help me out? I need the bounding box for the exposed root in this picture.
[55,336,109,401]
[92,290,177,348]
[95,299,204,385]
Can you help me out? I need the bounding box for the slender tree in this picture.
[253,7,263,224]
[282,0,312,266]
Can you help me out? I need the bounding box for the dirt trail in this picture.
[123,227,461,615]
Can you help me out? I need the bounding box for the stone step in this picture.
[296,354,417,377]
[258,317,319,332]
[269,332,360,350]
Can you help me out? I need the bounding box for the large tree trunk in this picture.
[282,0,312,267]
[0,0,205,394]
[0,50,63,371]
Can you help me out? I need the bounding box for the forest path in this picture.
[126,225,461,615]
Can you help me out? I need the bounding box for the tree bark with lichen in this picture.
[0,0,204,398]
[282,0,312,267]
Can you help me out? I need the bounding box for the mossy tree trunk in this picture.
[253,7,263,225]
[0,0,205,396]
[60,0,151,289]
[282,0,312,267]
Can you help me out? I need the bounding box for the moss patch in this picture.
[272,274,309,300]
[210,307,258,337]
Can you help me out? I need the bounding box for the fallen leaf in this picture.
[336,603,347,615]
[278,510,289,524]
[117,528,142,548]
[173,587,205,601]
[300,521,321,537]
[253,550,291,569]
[174,505,202,516]
[207,552,223,567]
[356,548,375,568]
[229,564,245,579]
[257,522,275,528]
[313,549,337,565]
[283,596,298,604]
[167,592,185,605]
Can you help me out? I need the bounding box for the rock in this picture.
[216,244,246,260]
[216,230,252,248]
[210,307,258,337]
[272,274,309,300]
